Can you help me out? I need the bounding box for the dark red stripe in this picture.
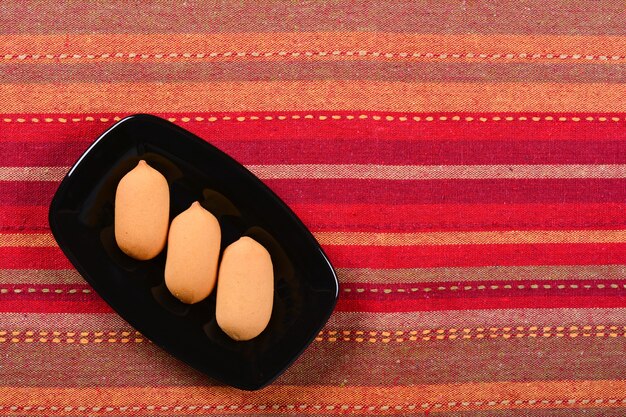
[4,139,626,166]
[4,243,625,270]
[128,113,626,143]
[340,281,626,300]
[267,179,626,205]
[4,179,626,206]
[0,141,88,166]
[4,203,626,233]
[0,300,112,313]
[2,113,625,144]
[176,113,626,144]
[2,295,623,314]
[222,139,626,165]
[335,295,626,312]
[290,202,626,232]
[323,243,626,268]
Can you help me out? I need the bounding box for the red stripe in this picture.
[2,285,624,314]
[2,112,625,143]
[267,179,626,205]
[0,300,112,313]
[3,140,626,167]
[220,139,626,165]
[0,206,50,231]
[4,203,626,233]
[0,284,94,302]
[0,120,100,143]
[335,295,626,312]
[0,247,72,269]
[4,243,625,270]
[123,114,626,143]
[0,141,88,166]
[323,243,626,268]
[2,294,623,314]
[0,284,90,290]
[291,202,626,232]
[4,179,626,206]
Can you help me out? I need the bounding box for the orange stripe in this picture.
[2,82,625,113]
[4,230,626,248]
[0,382,624,412]
[2,33,625,63]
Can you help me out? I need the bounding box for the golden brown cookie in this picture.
[165,202,221,304]
[216,237,274,341]
[114,160,169,260]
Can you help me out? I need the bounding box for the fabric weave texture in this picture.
[0,1,625,415]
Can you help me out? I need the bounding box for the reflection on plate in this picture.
[49,114,338,390]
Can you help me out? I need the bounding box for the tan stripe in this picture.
[315,230,626,246]
[0,166,67,181]
[1,327,624,345]
[2,322,625,388]
[0,269,83,284]
[2,82,626,112]
[1,33,625,63]
[3,230,626,248]
[3,308,625,334]
[2,1,624,36]
[4,164,626,182]
[0,233,56,247]
[0,382,624,411]
[5,61,626,85]
[0,313,130,330]
[5,265,624,286]
[326,308,626,330]
[337,265,626,283]
[247,164,626,179]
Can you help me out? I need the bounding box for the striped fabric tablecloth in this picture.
[1,1,625,415]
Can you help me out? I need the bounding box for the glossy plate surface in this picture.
[48,114,339,390]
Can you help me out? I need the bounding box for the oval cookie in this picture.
[114,160,169,260]
[216,237,274,341]
[165,202,221,304]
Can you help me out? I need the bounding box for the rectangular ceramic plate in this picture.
[48,114,339,390]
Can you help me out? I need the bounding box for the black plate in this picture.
[48,114,339,390]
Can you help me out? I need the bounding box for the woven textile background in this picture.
[1,1,626,415]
